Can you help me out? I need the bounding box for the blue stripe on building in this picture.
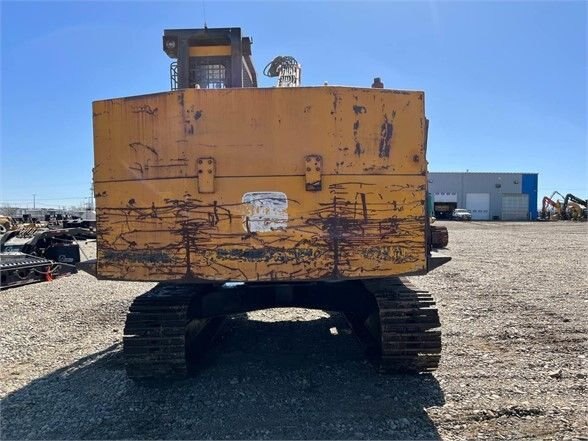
[522,173,538,220]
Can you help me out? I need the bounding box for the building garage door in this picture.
[502,194,529,220]
[434,192,458,203]
[466,193,490,220]
[433,192,458,219]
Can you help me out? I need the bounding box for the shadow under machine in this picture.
[91,27,450,379]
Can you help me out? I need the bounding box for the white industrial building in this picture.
[429,172,538,221]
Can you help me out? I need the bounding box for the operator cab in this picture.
[162,27,257,90]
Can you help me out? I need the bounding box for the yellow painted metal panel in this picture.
[94,175,426,282]
[93,87,426,183]
[92,86,428,282]
[189,45,232,56]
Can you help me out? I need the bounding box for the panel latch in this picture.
[305,155,322,191]
[197,157,215,193]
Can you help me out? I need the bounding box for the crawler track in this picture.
[123,278,440,379]
[123,283,223,380]
[348,277,441,373]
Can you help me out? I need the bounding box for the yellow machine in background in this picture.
[92,27,449,379]
[0,215,17,234]
[540,192,587,221]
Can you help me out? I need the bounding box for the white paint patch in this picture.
[242,191,288,232]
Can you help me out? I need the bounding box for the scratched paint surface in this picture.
[92,87,428,282]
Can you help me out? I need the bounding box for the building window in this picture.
[191,63,226,89]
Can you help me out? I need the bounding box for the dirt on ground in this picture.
[1,222,587,440]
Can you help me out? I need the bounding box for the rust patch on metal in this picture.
[378,115,393,158]
[214,247,318,263]
[132,105,158,116]
[363,164,390,173]
[96,181,425,281]
[129,162,144,176]
[129,142,159,157]
[353,120,363,157]
[360,193,368,222]
[104,250,172,264]
[353,105,367,115]
[331,92,341,115]
[184,121,194,136]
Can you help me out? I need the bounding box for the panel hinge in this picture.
[305,155,322,191]
[197,157,215,193]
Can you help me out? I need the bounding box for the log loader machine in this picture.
[561,193,587,220]
[92,27,450,380]
[540,196,563,220]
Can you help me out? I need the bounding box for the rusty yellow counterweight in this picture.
[93,86,428,282]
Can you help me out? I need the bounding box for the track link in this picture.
[349,277,441,373]
[123,283,222,380]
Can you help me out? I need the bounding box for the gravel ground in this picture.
[1,222,587,440]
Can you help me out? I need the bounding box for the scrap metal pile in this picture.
[0,224,96,289]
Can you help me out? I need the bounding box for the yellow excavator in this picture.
[91,27,449,379]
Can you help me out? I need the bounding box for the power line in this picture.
[32,202,81,208]
[0,196,90,202]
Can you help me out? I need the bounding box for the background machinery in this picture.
[561,193,587,221]
[0,215,17,234]
[540,196,562,220]
[540,191,587,221]
[0,227,81,289]
[92,27,450,380]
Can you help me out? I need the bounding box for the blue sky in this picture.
[1,1,586,209]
